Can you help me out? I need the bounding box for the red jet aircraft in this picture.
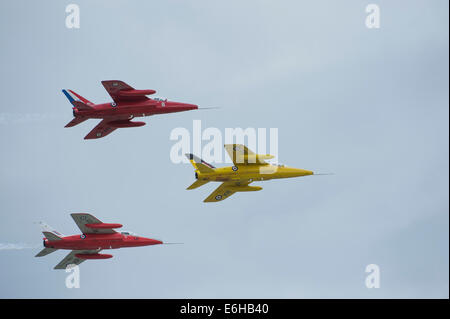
[35,213,163,269]
[62,80,198,139]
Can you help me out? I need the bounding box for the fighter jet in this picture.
[186,144,314,202]
[62,80,198,139]
[35,213,163,269]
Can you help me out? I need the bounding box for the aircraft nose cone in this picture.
[143,238,163,245]
[290,168,313,177]
[185,103,198,110]
[172,103,198,111]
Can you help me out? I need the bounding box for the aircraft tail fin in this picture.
[37,222,64,241]
[187,179,210,190]
[185,154,215,173]
[62,89,94,127]
[35,247,58,257]
[62,89,94,105]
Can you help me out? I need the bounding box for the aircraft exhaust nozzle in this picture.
[75,253,113,260]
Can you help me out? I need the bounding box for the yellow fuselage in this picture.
[197,164,314,182]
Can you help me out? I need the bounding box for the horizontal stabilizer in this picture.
[35,247,57,257]
[187,179,209,190]
[65,117,88,128]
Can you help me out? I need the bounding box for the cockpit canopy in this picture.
[276,163,285,168]
[153,97,167,102]
[121,231,137,236]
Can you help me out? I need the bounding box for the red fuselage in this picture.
[44,233,162,251]
[63,82,198,139]
[74,99,198,120]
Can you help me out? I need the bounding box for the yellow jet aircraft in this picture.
[185,144,314,202]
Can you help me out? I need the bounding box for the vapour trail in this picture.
[0,243,40,250]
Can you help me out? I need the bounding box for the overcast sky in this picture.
[0,0,448,298]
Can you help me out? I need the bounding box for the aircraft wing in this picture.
[224,144,273,165]
[54,249,101,270]
[101,80,155,103]
[84,119,117,140]
[70,213,121,234]
[204,180,251,203]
